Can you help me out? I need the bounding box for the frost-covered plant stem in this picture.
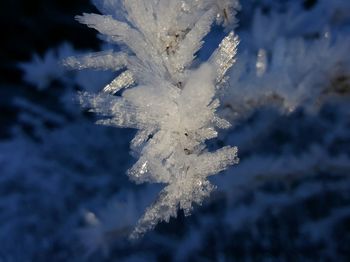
[65,0,240,238]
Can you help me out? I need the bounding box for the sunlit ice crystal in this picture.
[65,0,240,239]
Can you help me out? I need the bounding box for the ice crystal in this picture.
[64,0,239,238]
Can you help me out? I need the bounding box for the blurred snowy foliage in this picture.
[0,0,349,261]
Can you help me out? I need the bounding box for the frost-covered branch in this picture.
[66,0,240,238]
[223,6,350,123]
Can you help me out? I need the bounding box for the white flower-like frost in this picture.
[64,0,240,239]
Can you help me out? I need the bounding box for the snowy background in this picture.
[1,0,350,261]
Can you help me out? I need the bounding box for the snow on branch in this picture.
[66,0,240,239]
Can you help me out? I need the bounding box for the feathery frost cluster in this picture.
[65,0,240,238]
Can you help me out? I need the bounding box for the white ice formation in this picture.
[64,0,240,238]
